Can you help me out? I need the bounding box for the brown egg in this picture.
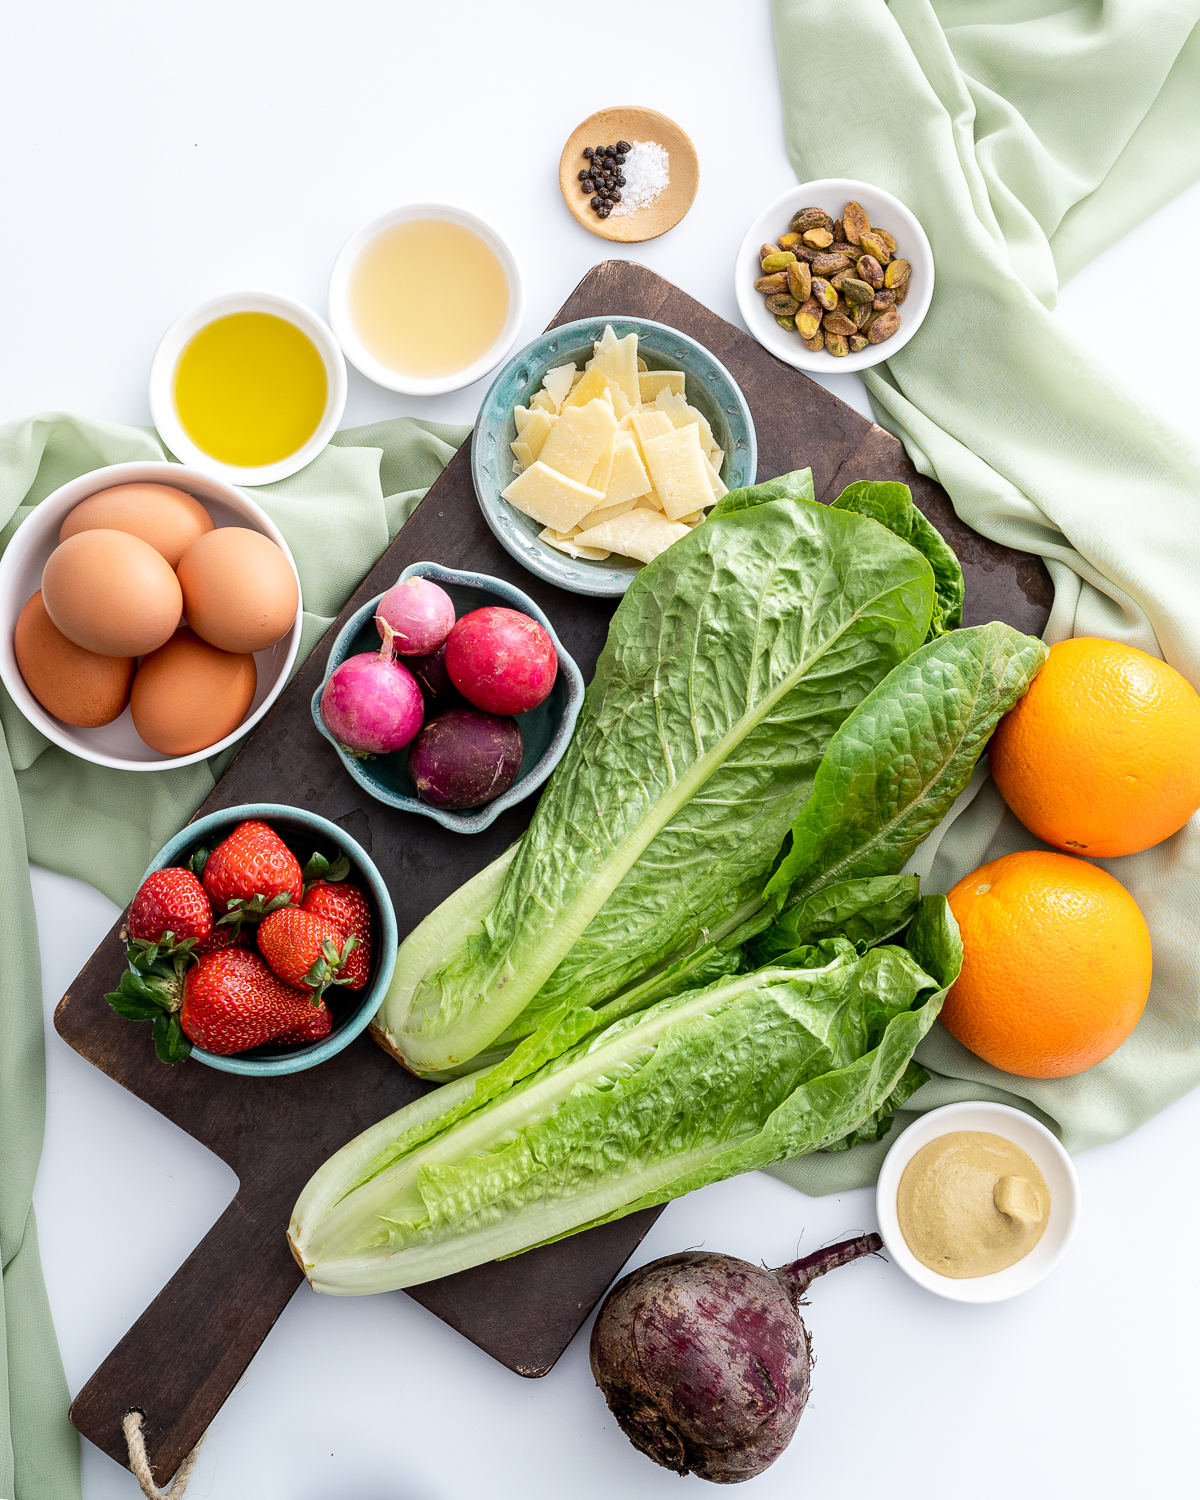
[13,590,135,727]
[176,527,299,654]
[59,483,214,567]
[130,628,257,755]
[42,529,182,657]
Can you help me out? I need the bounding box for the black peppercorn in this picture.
[590,195,603,209]
[581,180,595,194]
[614,154,626,166]
[583,146,594,159]
[616,140,631,153]
[616,173,626,186]
[578,169,590,181]
[609,189,622,203]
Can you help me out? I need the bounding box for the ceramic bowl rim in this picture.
[142,802,397,1075]
[470,314,758,598]
[311,561,585,834]
[0,460,303,771]
[327,202,526,396]
[148,289,348,485]
[734,178,934,374]
[875,1100,1080,1303]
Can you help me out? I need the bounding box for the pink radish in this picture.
[320,622,424,757]
[445,607,558,716]
[375,577,456,656]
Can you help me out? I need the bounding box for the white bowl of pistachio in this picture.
[735,179,934,374]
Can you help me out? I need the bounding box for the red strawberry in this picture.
[301,881,372,990]
[192,924,255,957]
[128,868,213,952]
[180,949,322,1055]
[257,907,356,998]
[272,1001,333,1046]
[199,820,302,924]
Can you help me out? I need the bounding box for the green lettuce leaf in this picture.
[832,480,964,638]
[290,906,959,1294]
[378,483,936,1076]
[751,874,921,965]
[707,466,815,518]
[765,622,1048,910]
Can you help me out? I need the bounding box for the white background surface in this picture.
[5,3,1200,1497]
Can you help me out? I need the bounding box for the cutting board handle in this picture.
[69,1182,303,1485]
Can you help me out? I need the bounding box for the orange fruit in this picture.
[942,850,1152,1079]
[988,637,1200,858]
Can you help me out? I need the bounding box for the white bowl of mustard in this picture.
[876,1101,1079,1304]
[149,291,347,486]
[328,203,524,396]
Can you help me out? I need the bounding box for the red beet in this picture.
[590,1234,882,1484]
[408,706,523,810]
[444,606,558,716]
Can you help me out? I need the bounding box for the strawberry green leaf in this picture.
[190,846,211,878]
[153,1012,192,1064]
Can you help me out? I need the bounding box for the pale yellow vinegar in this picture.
[174,312,327,467]
[348,219,510,378]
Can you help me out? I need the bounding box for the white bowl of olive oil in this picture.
[328,203,525,396]
[149,290,347,487]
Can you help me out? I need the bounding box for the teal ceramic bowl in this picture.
[311,562,585,834]
[142,803,398,1076]
[472,316,757,597]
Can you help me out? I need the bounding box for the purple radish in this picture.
[590,1233,882,1484]
[320,622,424,757]
[375,576,457,656]
[408,641,459,706]
[408,706,523,810]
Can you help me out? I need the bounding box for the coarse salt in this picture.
[610,140,669,217]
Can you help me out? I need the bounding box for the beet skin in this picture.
[589,1234,881,1484]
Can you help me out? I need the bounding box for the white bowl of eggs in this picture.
[0,461,302,771]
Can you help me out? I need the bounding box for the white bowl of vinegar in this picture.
[328,203,525,396]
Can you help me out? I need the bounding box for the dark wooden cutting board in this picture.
[54,261,1051,1485]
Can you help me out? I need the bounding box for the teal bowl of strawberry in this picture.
[123,803,398,1076]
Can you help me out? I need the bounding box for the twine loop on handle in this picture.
[123,1411,205,1499]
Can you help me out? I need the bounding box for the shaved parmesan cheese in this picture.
[576,495,638,529]
[529,389,556,413]
[709,446,725,473]
[574,508,690,564]
[502,462,606,532]
[636,488,665,511]
[640,424,715,521]
[676,510,707,526]
[513,405,531,436]
[630,410,674,450]
[654,388,716,456]
[537,398,619,483]
[539,527,611,561]
[605,437,654,505]
[591,325,640,406]
[587,437,617,495]
[510,440,534,469]
[702,451,728,499]
[542,363,577,412]
[638,370,685,403]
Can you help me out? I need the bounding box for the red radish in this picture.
[590,1234,882,1484]
[445,607,558,715]
[375,576,456,656]
[320,623,424,757]
[408,641,460,706]
[408,707,523,809]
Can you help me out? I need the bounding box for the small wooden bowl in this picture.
[559,106,698,243]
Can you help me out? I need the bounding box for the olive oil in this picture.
[174,312,328,467]
[348,219,509,378]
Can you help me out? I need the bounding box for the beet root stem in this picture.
[775,1232,884,1304]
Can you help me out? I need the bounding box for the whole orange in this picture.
[942,850,1152,1079]
[988,637,1200,858]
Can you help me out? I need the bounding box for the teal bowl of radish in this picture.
[133,803,398,1077]
[311,562,585,834]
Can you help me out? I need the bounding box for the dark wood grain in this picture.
[55,261,1051,1485]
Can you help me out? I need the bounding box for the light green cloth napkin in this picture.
[0,412,466,1498]
[768,0,1200,1197]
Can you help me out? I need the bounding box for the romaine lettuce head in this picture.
[291,898,961,1295]
[377,480,938,1077]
